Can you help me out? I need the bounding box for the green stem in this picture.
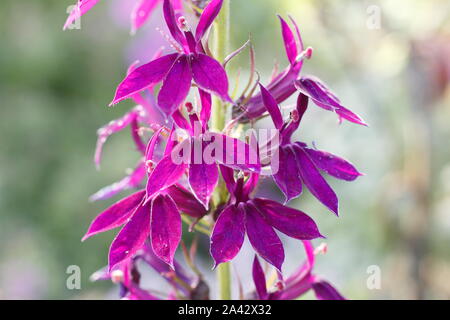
[211,0,230,132]
[211,0,232,301]
[217,262,231,300]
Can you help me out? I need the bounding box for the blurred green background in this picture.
[1,0,450,299]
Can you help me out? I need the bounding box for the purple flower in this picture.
[145,110,260,210]
[210,167,323,271]
[233,15,306,122]
[64,0,183,33]
[91,241,202,300]
[110,0,232,116]
[234,15,366,127]
[252,241,345,300]
[260,84,363,215]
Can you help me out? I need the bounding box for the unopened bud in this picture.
[290,109,300,122]
[314,242,328,255]
[178,16,190,32]
[110,270,124,284]
[185,102,194,114]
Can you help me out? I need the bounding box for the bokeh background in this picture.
[1,0,450,299]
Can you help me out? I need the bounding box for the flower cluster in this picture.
[65,0,364,300]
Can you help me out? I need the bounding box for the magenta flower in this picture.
[145,109,260,210]
[63,0,183,33]
[83,179,207,270]
[110,0,232,116]
[260,84,363,215]
[233,16,305,122]
[252,241,345,300]
[91,242,202,300]
[210,167,323,271]
[235,15,366,127]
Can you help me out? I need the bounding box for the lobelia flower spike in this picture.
[110,0,232,116]
[210,166,323,271]
[260,84,363,215]
[64,0,184,33]
[251,241,345,300]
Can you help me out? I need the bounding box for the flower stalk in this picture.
[212,0,232,301]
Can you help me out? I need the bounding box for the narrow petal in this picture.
[312,281,346,300]
[158,55,193,116]
[259,83,284,130]
[188,160,219,210]
[295,77,367,126]
[195,0,223,41]
[219,165,236,198]
[191,53,232,103]
[94,108,139,168]
[272,146,303,203]
[293,144,339,215]
[207,133,260,173]
[252,198,323,240]
[278,15,298,65]
[252,256,268,300]
[162,0,187,47]
[131,0,160,33]
[146,154,187,199]
[244,203,285,271]
[83,190,146,241]
[63,0,99,30]
[111,53,179,105]
[150,195,182,267]
[166,185,207,218]
[210,204,245,267]
[304,146,362,181]
[199,89,212,129]
[108,201,151,270]
[90,163,146,202]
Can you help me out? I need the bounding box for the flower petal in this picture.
[188,160,219,210]
[244,203,285,271]
[162,0,187,47]
[207,133,260,173]
[199,89,212,129]
[278,15,298,65]
[83,190,146,241]
[94,107,141,169]
[303,146,362,181]
[63,0,99,30]
[146,153,187,199]
[252,256,268,300]
[108,201,151,270]
[158,55,193,116]
[150,194,182,267]
[272,146,303,203]
[110,53,179,106]
[293,144,339,215]
[259,83,284,130]
[252,198,323,240]
[312,281,346,300]
[131,0,160,33]
[90,163,147,202]
[166,185,207,218]
[295,76,367,126]
[210,204,245,267]
[191,53,232,103]
[195,0,223,41]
